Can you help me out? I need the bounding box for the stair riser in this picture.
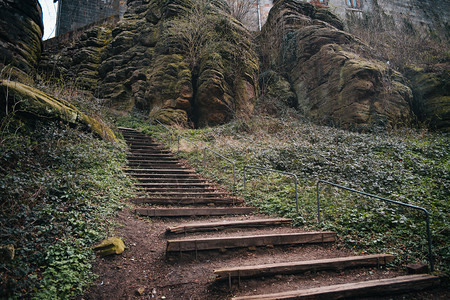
[132,199,240,205]
[167,219,292,234]
[214,255,395,280]
[167,232,336,252]
[136,207,255,217]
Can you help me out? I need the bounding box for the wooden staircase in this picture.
[119,127,440,299]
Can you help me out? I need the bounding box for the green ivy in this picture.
[0,122,135,299]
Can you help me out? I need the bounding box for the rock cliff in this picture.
[259,0,414,130]
[0,0,43,82]
[41,0,259,127]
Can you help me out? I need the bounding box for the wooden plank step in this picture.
[167,218,292,234]
[135,178,207,183]
[136,207,255,217]
[124,137,153,140]
[132,197,241,205]
[214,254,395,280]
[129,174,200,178]
[127,162,183,167]
[129,149,167,153]
[166,232,336,252]
[129,146,166,150]
[124,168,195,174]
[127,152,173,156]
[134,192,230,197]
[129,144,162,147]
[139,188,219,193]
[127,154,175,159]
[135,182,214,187]
[231,274,440,300]
[128,161,181,165]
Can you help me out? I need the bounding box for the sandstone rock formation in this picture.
[406,66,450,131]
[259,0,413,130]
[40,0,259,127]
[0,0,43,82]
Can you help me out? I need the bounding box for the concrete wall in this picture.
[56,0,126,36]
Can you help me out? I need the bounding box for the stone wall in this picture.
[56,0,126,35]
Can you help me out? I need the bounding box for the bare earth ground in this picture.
[79,207,449,300]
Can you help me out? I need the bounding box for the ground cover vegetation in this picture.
[0,79,135,298]
[116,112,449,277]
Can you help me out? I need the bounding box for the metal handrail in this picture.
[153,119,174,146]
[243,165,299,214]
[178,135,199,161]
[203,147,236,189]
[316,179,433,272]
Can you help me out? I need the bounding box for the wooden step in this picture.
[129,173,200,178]
[129,149,170,153]
[214,254,395,280]
[127,155,176,159]
[132,197,241,205]
[140,188,217,194]
[127,161,183,165]
[231,274,440,300]
[127,163,184,168]
[134,191,230,197]
[166,232,336,252]
[134,178,207,183]
[124,168,195,174]
[136,207,255,217]
[167,218,292,234]
[135,182,214,187]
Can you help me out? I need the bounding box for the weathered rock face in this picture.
[259,0,413,130]
[406,66,450,132]
[0,0,43,81]
[40,0,259,127]
[0,80,116,141]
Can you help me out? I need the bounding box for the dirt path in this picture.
[79,207,448,300]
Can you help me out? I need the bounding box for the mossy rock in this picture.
[0,80,116,141]
[93,237,125,256]
[152,107,189,127]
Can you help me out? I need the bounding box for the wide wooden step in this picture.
[129,173,200,178]
[135,192,230,199]
[124,168,195,174]
[136,207,255,217]
[134,178,207,183]
[127,155,176,160]
[132,197,241,205]
[214,254,395,280]
[166,232,336,252]
[129,149,170,154]
[135,182,214,187]
[167,218,292,234]
[231,274,440,300]
[127,161,183,166]
[128,165,185,170]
